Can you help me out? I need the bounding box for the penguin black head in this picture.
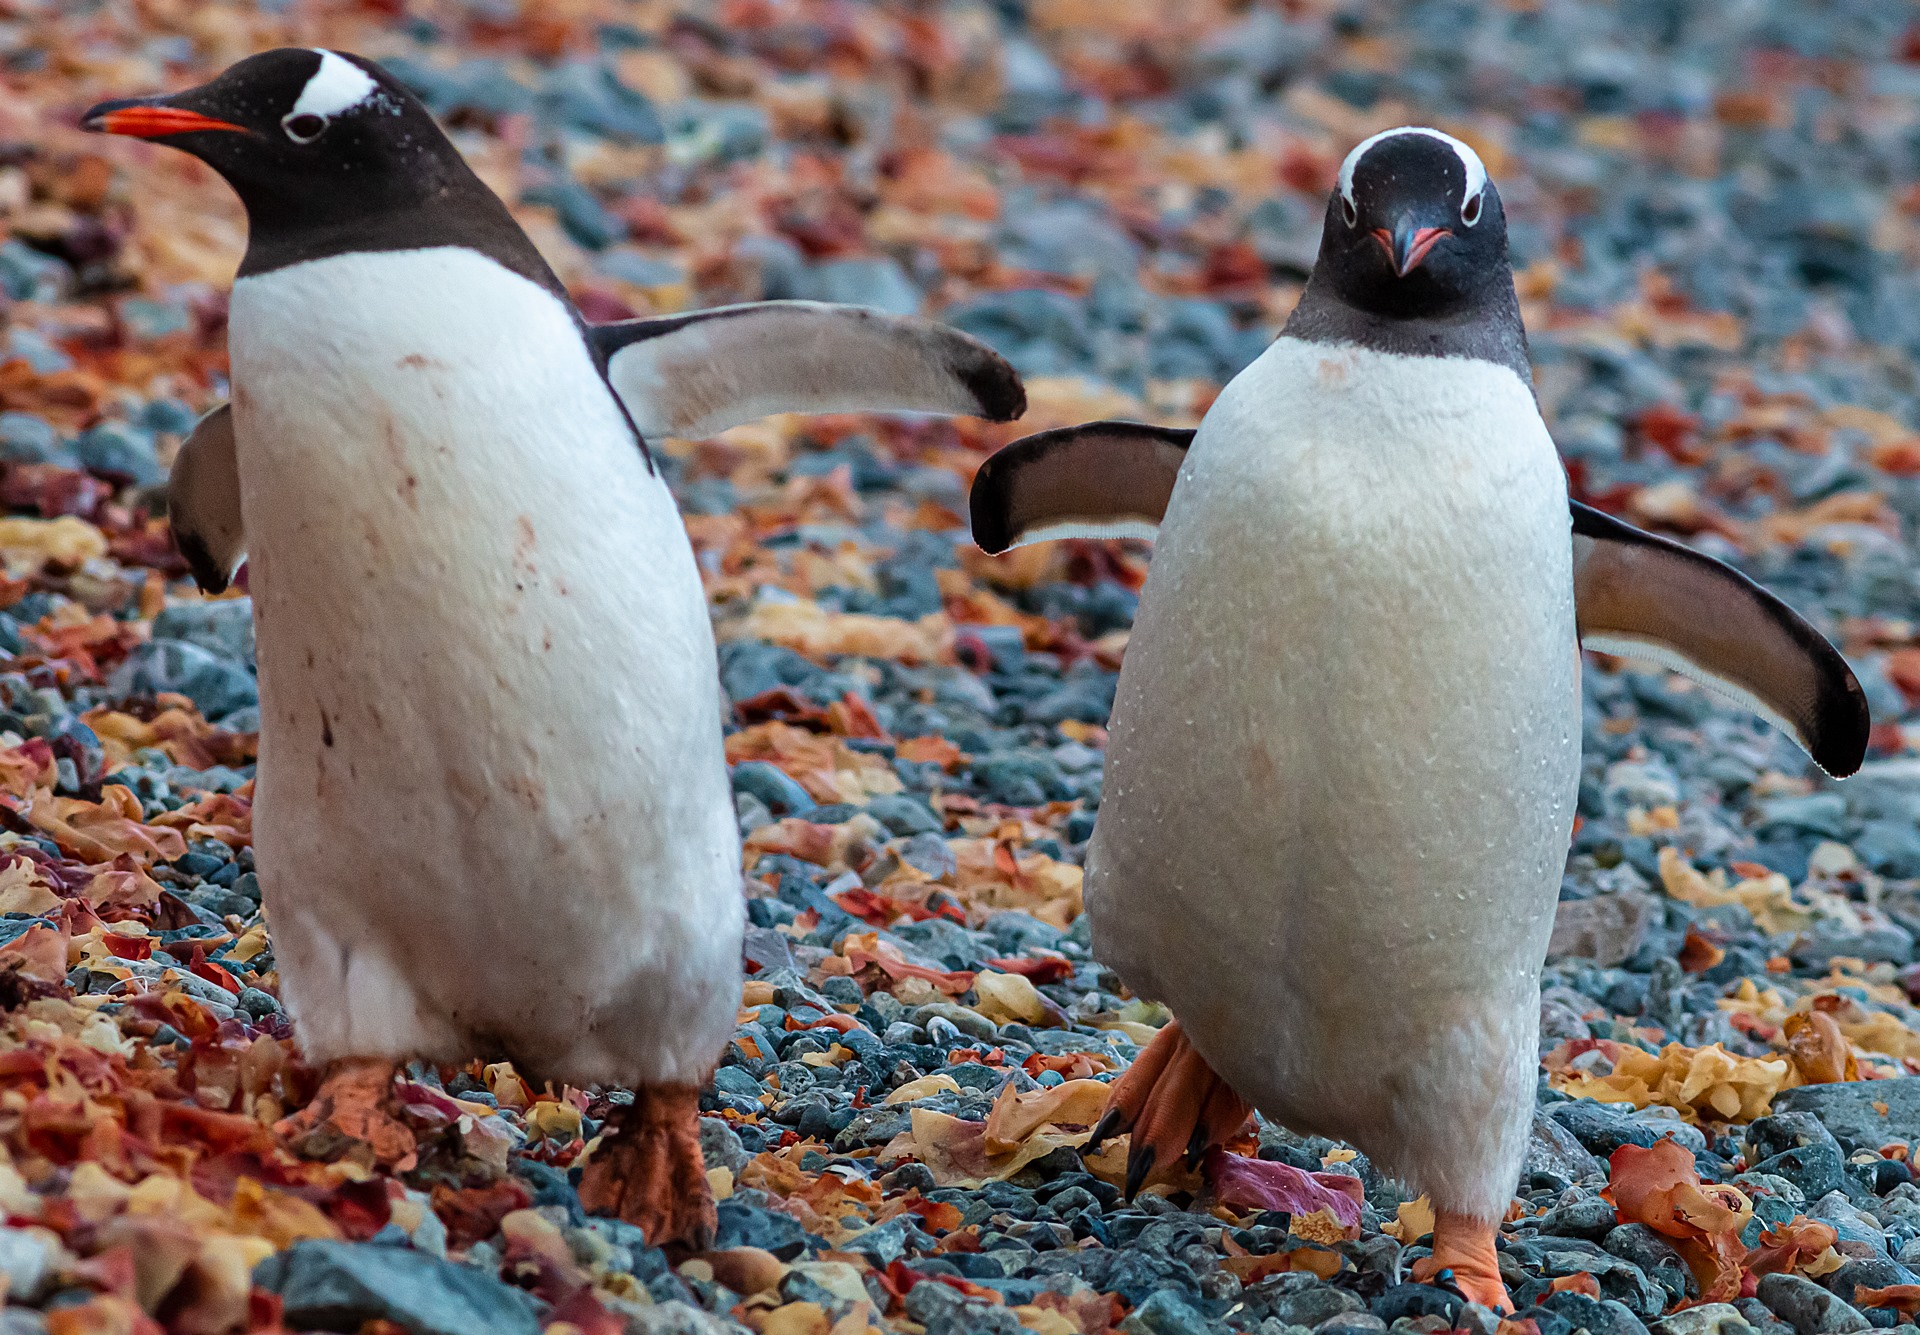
[82,50,555,289]
[1313,127,1507,320]
[1281,126,1528,380]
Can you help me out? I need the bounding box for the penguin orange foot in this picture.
[1411,1211,1510,1312]
[579,1084,714,1251]
[1087,1020,1252,1198]
[275,1056,416,1168]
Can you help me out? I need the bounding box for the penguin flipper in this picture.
[1570,499,1869,778]
[168,401,245,595]
[590,301,1026,440]
[968,421,1195,554]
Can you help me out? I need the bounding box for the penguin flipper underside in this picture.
[167,401,245,595]
[591,301,1027,441]
[1571,500,1870,778]
[967,420,1195,553]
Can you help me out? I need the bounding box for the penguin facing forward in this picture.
[968,127,1867,1308]
[86,49,1025,1247]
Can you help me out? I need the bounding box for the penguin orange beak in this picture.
[1372,219,1451,277]
[82,100,248,139]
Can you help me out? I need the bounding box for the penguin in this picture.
[967,127,1868,1308]
[86,48,1025,1247]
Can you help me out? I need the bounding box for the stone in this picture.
[0,1226,62,1304]
[1541,1293,1651,1335]
[1758,1274,1873,1335]
[1119,1289,1213,1335]
[77,420,164,486]
[698,1116,750,1177]
[1319,1319,1389,1335]
[0,413,69,466]
[1262,1285,1367,1328]
[110,640,257,722]
[1750,1144,1847,1203]
[1748,1114,1843,1163]
[1549,891,1661,966]
[151,599,256,665]
[865,794,943,837]
[237,987,281,1020]
[1773,1081,1920,1154]
[541,61,662,144]
[899,833,958,879]
[792,257,922,316]
[1372,1285,1463,1325]
[1542,1192,1621,1241]
[253,1239,542,1335]
[713,1200,810,1261]
[1527,1108,1609,1187]
[1735,1298,1801,1335]
[1552,1102,1661,1159]
[619,1300,743,1335]
[1823,1259,1918,1303]
[522,180,624,250]
[1630,1110,1707,1155]
[1651,1305,1756,1335]
[1605,1224,1699,1303]
[731,762,816,818]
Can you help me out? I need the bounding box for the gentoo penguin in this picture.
[969,127,1867,1308]
[86,48,1024,1246]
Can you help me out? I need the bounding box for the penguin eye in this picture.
[1461,190,1483,227]
[1341,195,1358,228]
[282,112,327,144]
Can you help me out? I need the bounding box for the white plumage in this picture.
[1087,335,1580,1221]
[228,246,743,1087]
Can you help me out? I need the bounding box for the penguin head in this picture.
[82,50,460,228]
[1314,127,1509,319]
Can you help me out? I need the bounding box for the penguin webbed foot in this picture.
[578,1083,714,1253]
[274,1055,418,1170]
[1410,1210,1511,1313]
[1086,1019,1252,1200]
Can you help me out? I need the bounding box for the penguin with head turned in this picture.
[86,48,1025,1246]
[969,127,1867,1309]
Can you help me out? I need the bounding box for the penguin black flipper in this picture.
[167,402,245,595]
[1570,500,1870,778]
[590,301,1027,441]
[968,420,1195,554]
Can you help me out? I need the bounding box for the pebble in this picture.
[1758,1275,1874,1335]
[75,421,163,487]
[253,1239,543,1335]
[1653,1306,1758,1335]
[1774,1082,1920,1153]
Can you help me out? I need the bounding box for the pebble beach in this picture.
[0,1,1913,1332]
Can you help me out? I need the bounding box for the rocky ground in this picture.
[0,0,1913,1332]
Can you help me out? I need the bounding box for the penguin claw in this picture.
[1124,1144,1156,1201]
[1086,1018,1253,1197]
[1185,1121,1212,1172]
[579,1083,715,1252]
[1085,1107,1126,1156]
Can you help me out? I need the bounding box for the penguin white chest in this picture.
[225,248,742,1084]
[1087,338,1579,1216]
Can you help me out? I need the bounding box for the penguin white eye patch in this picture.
[288,50,376,125]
